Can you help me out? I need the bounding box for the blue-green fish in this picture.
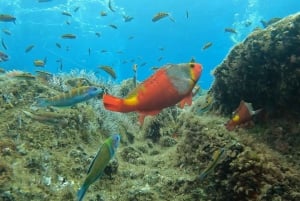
[199,148,225,181]
[37,86,103,107]
[77,134,120,201]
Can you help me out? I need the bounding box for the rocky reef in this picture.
[211,12,300,117]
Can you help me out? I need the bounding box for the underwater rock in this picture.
[211,12,300,118]
[0,161,12,187]
[120,146,146,165]
[127,184,157,201]
[159,136,177,147]
[103,159,119,178]
[176,112,300,201]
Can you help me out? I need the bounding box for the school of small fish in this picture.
[0,1,273,200]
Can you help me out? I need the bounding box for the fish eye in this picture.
[189,63,195,68]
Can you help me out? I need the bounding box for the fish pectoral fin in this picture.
[137,110,161,125]
[179,93,193,108]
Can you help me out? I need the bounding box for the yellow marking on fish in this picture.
[232,114,240,122]
[124,96,138,106]
[189,63,197,84]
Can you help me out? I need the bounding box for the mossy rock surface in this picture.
[211,12,300,117]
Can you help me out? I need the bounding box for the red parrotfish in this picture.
[103,62,202,124]
[225,100,262,131]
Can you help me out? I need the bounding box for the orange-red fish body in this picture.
[103,62,202,124]
[225,100,262,131]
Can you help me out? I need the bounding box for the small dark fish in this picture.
[0,14,16,24]
[33,57,47,67]
[202,42,213,50]
[152,12,169,22]
[100,11,107,16]
[109,24,118,29]
[132,64,137,72]
[128,36,134,40]
[74,7,80,12]
[133,64,137,87]
[98,65,116,79]
[101,49,107,53]
[95,32,101,37]
[140,62,147,67]
[25,44,35,53]
[55,58,63,71]
[123,15,134,22]
[1,38,7,50]
[2,29,11,35]
[62,11,72,17]
[55,43,61,48]
[0,51,9,62]
[159,47,165,51]
[151,67,160,71]
[169,16,175,23]
[244,21,252,27]
[65,77,92,88]
[260,17,281,28]
[224,27,237,34]
[186,10,189,19]
[157,56,163,61]
[35,70,53,82]
[61,33,76,39]
[88,48,91,56]
[56,58,62,63]
[65,20,70,25]
[108,0,116,12]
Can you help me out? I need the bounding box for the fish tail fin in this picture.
[77,184,88,201]
[198,172,208,181]
[103,94,125,112]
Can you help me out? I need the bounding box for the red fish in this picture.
[103,62,202,124]
[225,100,262,131]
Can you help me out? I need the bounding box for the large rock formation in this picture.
[211,13,300,117]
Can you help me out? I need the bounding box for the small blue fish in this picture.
[37,86,103,107]
[199,148,225,181]
[77,134,120,201]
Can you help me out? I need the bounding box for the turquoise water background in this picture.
[0,0,299,89]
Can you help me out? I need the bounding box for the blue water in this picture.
[0,0,299,89]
